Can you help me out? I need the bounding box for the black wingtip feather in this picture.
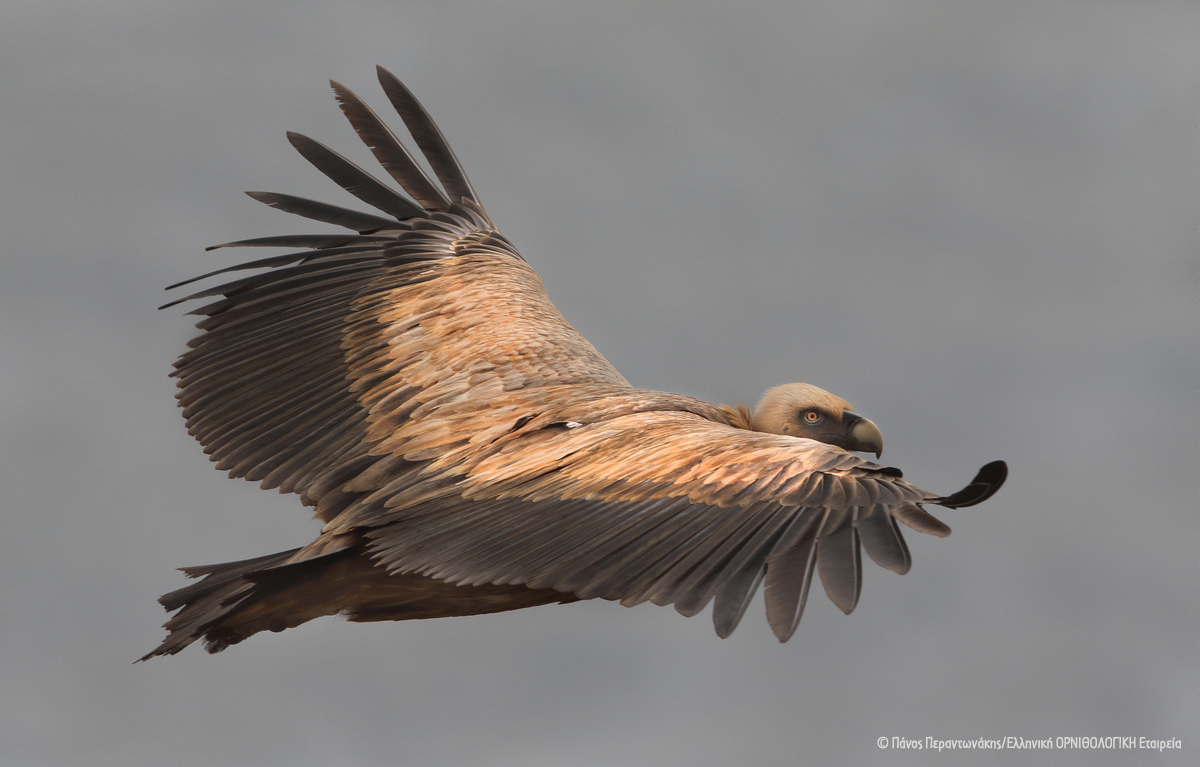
[936,460,1007,508]
[204,234,389,252]
[245,191,403,233]
[162,244,385,296]
[329,79,452,212]
[375,66,479,205]
[285,131,426,220]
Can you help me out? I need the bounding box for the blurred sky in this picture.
[0,2,1195,765]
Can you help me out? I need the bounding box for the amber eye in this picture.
[803,410,822,424]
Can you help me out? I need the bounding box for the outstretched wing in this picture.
[317,396,1002,641]
[167,68,631,523]
[166,68,1006,642]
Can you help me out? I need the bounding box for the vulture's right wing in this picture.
[317,402,1005,641]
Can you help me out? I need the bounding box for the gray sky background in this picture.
[1,2,1195,765]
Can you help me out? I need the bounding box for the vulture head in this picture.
[750,383,884,458]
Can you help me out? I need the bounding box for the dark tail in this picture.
[140,545,577,661]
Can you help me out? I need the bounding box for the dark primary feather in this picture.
[762,515,824,643]
[892,503,953,538]
[330,80,451,211]
[375,66,478,204]
[857,505,912,574]
[144,69,1006,659]
[207,233,394,251]
[245,191,405,232]
[160,246,382,306]
[285,131,427,220]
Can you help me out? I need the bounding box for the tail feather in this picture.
[160,549,301,610]
[140,545,577,660]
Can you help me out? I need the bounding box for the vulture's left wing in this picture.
[164,69,631,527]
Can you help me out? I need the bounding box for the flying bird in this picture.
[142,68,1005,660]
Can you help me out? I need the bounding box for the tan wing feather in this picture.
[322,409,929,636]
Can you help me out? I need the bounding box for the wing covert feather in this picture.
[334,412,932,635]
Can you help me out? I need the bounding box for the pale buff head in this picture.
[750,382,883,457]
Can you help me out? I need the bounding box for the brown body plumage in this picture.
[142,68,1005,659]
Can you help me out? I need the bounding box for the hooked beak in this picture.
[842,411,883,458]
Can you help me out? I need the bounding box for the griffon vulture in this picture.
[142,68,1005,660]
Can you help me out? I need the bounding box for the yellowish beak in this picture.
[844,412,883,458]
